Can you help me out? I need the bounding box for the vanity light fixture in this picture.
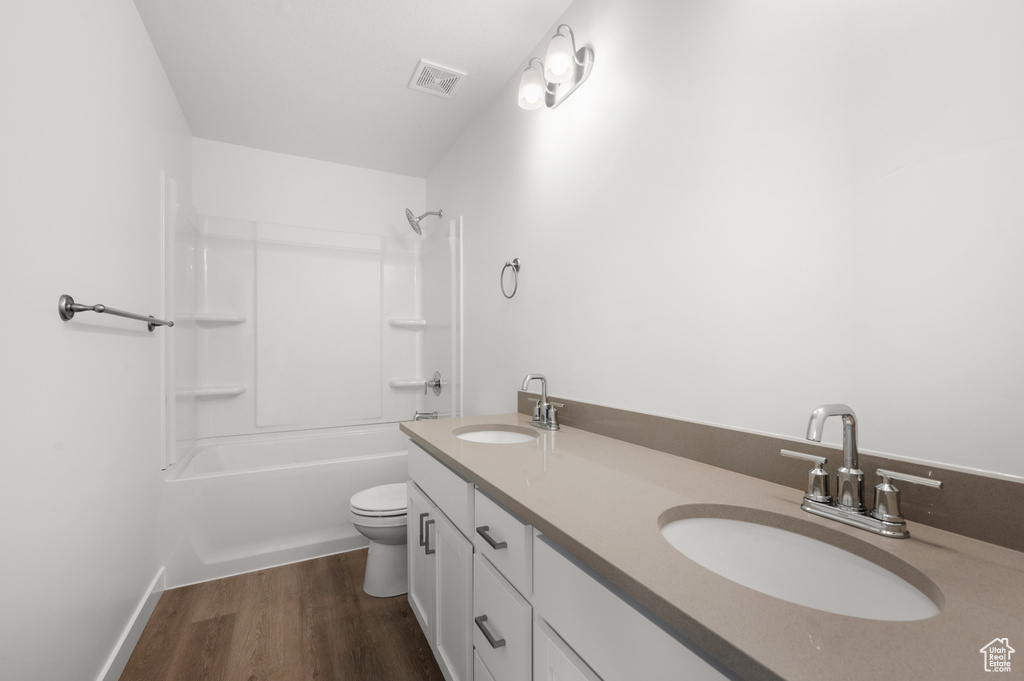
[517,23,593,110]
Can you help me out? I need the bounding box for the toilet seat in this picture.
[350,483,407,517]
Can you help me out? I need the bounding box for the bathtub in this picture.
[163,423,409,587]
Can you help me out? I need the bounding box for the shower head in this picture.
[405,208,443,235]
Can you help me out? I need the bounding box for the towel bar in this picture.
[58,294,173,332]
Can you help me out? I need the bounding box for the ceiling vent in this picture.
[409,60,466,99]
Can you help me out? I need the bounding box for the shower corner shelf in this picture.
[389,373,444,396]
[177,384,248,398]
[388,318,426,330]
[194,312,247,325]
[388,378,425,389]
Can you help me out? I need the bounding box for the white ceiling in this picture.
[134,0,573,178]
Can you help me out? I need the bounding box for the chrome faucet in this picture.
[782,404,943,538]
[806,404,865,513]
[521,373,559,431]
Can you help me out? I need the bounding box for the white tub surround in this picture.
[164,424,408,587]
[164,141,462,591]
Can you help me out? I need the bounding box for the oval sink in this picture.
[453,424,539,444]
[660,507,941,621]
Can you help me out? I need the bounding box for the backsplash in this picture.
[519,392,1024,553]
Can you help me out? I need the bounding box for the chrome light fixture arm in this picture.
[545,46,593,109]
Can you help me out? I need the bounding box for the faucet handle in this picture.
[875,469,943,489]
[871,468,943,525]
[780,450,831,504]
[544,403,560,430]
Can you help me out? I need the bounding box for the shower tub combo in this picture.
[164,423,408,587]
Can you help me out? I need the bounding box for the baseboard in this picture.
[95,567,165,681]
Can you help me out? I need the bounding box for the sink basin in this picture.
[453,424,539,444]
[660,507,941,621]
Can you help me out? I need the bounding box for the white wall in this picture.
[193,138,426,235]
[427,0,1024,478]
[0,1,192,680]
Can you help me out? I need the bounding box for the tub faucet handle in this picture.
[424,371,443,396]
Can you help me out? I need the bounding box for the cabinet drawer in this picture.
[474,489,532,596]
[407,441,474,539]
[474,554,532,681]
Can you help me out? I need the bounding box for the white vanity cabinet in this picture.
[407,442,475,681]
[407,438,731,681]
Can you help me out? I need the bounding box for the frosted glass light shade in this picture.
[518,66,546,110]
[544,32,575,84]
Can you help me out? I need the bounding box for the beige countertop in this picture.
[401,413,1024,681]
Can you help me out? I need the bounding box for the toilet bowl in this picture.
[350,482,408,597]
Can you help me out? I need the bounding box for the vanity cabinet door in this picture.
[407,482,436,644]
[534,617,602,681]
[434,508,474,681]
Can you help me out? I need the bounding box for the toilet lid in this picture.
[350,483,407,516]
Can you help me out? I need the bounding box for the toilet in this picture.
[349,482,409,597]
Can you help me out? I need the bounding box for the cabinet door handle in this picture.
[419,512,429,547]
[424,519,435,555]
[475,525,508,550]
[474,615,506,649]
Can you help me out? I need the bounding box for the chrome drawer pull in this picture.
[424,519,435,555]
[476,525,508,550]
[474,615,506,649]
[419,512,429,547]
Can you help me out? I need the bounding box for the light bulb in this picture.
[544,32,575,84]
[518,66,545,110]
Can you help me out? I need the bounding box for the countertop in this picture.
[401,413,1024,681]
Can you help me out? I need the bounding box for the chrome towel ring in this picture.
[501,258,520,299]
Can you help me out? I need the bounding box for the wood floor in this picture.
[120,549,445,681]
